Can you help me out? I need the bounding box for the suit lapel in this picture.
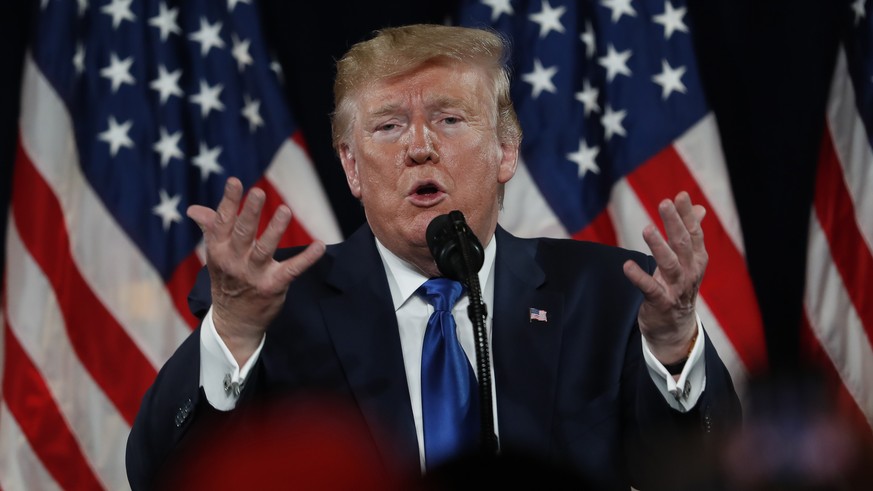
[318,225,420,475]
[492,227,563,453]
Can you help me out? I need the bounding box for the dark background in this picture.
[0,0,844,373]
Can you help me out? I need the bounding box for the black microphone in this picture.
[424,210,498,456]
[425,210,484,281]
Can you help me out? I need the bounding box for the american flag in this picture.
[0,0,340,489]
[529,307,548,322]
[457,0,769,387]
[801,0,873,442]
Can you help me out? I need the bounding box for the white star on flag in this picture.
[227,0,251,11]
[98,116,134,157]
[580,21,596,58]
[153,127,184,167]
[149,2,181,42]
[192,142,224,181]
[598,44,632,82]
[152,189,183,231]
[529,0,566,38]
[101,0,135,29]
[242,95,264,132]
[600,0,637,23]
[190,80,225,118]
[150,65,184,104]
[601,105,627,140]
[522,58,558,99]
[482,0,514,21]
[652,59,687,100]
[73,43,85,74]
[567,139,601,177]
[100,53,135,93]
[189,17,225,56]
[231,34,254,71]
[575,79,601,115]
[653,1,689,39]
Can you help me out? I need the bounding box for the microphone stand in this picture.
[447,212,498,457]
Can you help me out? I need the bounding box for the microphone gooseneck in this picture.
[425,211,498,458]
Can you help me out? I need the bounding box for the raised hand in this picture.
[622,191,707,364]
[187,177,326,365]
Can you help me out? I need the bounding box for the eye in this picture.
[442,116,461,125]
[377,123,398,132]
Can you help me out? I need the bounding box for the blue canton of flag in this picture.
[459,0,707,234]
[32,0,299,281]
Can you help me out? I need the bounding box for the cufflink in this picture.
[223,373,243,397]
[175,398,193,427]
[671,380,692,402]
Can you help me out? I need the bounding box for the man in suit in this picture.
[126,24,740,490]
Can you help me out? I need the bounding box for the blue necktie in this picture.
[419,278,480,469]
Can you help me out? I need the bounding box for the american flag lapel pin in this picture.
[529,308,548,323]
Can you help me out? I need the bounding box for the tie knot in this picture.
[418,278,464,312]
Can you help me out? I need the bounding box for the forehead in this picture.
[356,61,495,113]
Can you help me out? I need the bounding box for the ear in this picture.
[497,140,519,184]
[339,143,362,198]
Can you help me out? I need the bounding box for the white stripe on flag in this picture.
[19,53,190,369]
[499,157,570,239]
[265,139,343,244]
[5,222,130,490]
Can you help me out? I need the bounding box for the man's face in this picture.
[339,60,518,275]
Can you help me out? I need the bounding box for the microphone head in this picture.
[426,211,484,281]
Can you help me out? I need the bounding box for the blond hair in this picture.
[331,24,522,151]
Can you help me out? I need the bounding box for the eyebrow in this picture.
[367,96,474,121]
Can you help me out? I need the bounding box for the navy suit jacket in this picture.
[126,224,741,490]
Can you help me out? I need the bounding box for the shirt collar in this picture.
[375,233,497,311]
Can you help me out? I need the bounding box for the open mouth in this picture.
[415,183,440,196]
[407,180,445,206]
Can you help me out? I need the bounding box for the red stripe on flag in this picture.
[12,140,157,424]
[1,315,104,490]
[814,129,873,341]
[626,145,768,373]
[253,176,316,248]
[572,207,618,246]
[166,252,202,329]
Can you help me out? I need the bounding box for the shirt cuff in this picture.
[199,306,266,411]
[641,313,706,412]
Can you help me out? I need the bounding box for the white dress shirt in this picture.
[199,234,706,470]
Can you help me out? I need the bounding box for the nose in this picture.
[406,120,439,165]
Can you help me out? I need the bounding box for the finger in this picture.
[251,205,292,265]
[623,259,666,304]
[187,204,216,233]
[673,193,709,275]
[213,178,244,241]
[230,187,265,255]
[273,241,327,288]
[659,197,694,269]
[641,223,682,283]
